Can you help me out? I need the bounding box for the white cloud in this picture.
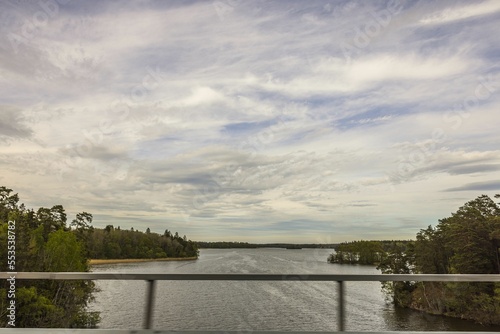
[177,87,225,107]
[420,0,500,25]
[0,0,499,242]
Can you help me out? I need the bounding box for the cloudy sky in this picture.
[1,0,499,243]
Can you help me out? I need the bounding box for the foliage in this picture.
[86,226,198,259]
[0,186,99,328]
[377,194,500,325]
[327,240,391,265]
[376,241,416,307]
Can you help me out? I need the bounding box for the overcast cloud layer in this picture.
[1,0,499,243]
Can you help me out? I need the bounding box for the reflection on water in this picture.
[89,249,500,331]
[384,307,499,332]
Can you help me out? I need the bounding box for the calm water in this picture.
[89,248,500,331]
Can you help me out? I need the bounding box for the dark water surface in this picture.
[89,248,500,331]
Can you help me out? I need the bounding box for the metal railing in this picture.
[1,272,499,333]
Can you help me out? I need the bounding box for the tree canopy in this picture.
[377,194,500,325]
[86,225,198,259]
[0,186,98,328]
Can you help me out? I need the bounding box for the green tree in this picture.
[44,229,86,271]
[380,195,500,324]
[85,226,199,259]
[0,186,99,328]
[414,226,449,274]
[377,241,415,306]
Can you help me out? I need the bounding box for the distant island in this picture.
[196,241,337,249]
[327,240,411,265]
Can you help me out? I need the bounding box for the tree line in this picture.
[88,225,198,259]
[197,241,338,249]
[376,195,500,325]
[0,186,197,328]
[327,240,412,265]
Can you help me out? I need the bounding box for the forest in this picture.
[329,195,500,325]
[0,186,197,328]
[88,226,198,259]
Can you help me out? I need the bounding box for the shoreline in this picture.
[88,257,198,265]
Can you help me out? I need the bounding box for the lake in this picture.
[89,248,500,331]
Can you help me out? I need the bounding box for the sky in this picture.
[1,0,499,243]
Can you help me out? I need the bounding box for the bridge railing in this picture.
[1,272,499,332]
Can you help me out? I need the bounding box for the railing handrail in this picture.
[3,272,499,331]
[1,272,499,281]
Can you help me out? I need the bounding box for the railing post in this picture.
[144,279,156,329]
[337,280,345,332]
